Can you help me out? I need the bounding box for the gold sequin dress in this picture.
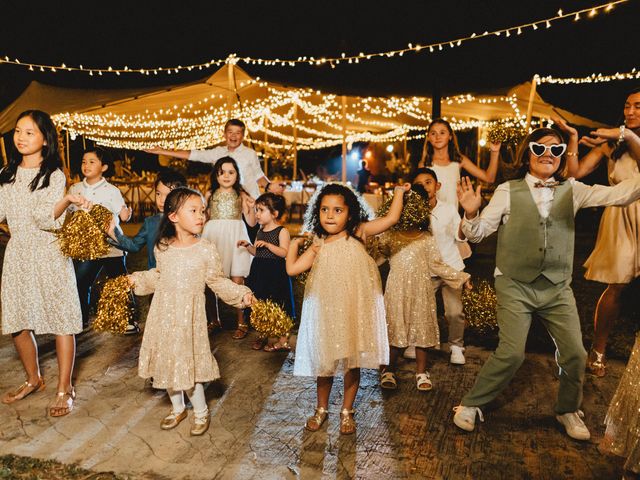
[1,167,82,335]
[202,189,252,278]
[584,153,640,284]
[293,235,389,377]
[131,239,251,390]
[601,334,640,474]
[378,231,469,348]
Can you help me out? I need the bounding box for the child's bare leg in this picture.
[12,330,41,384]
[306,375,333,431]
[416,346,428,374]
[340,368,360,434]
[231,276,248,339]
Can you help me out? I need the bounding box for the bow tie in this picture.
[533,180,560,189]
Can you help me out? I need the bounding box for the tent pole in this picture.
[0,136,7,166]
[227,62,235,117]
[292,104,298,180]
[525,77,538,130]
[341,95,347,183]
[65,130,71,173]
[263,115,269,176]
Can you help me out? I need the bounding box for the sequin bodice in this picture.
[208,190,242,220]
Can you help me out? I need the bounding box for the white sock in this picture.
[167,389,185,414]
[186,383,208,419]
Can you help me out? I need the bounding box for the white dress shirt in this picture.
[68,178,126,258]
[189,144,266,199]
[462,173,640,276]
[430,200,465,273]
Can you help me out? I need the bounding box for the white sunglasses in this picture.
[528,142,567,158]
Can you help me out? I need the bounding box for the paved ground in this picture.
[0,211,636,479]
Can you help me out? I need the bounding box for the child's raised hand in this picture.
[551,116,578,138]
[489,141,501,152]
[464,278,473,290]
[394,183,411,193]
[67,194,92,210]
[242,292,256,308]
[119,204,132,222]
[456,177,482,218]
[237,240,251,248]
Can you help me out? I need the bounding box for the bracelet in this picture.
[566,151,578,157]
[619,125,626,144]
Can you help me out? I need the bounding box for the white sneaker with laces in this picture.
[453,405,484,431]
[404,345,416,359]
[556,410,590,440]
[450,345,466,365]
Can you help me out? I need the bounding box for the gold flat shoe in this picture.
[2,377,45,404]
[339,408,356,435]
[190,413,211,436]
[305,406,328,432]
[49,388,76,417]
[160,409,188,430]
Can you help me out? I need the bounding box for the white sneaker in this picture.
[453,405,484,432]
[556,410,591,440]
[450,345,466,365]
[404,345,416,359]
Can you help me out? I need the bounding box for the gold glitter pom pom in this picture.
[376,190,431,231]
[294,236,314,285]
[94,275,134,334]
[487,124,527,146]
[53,205,113,260]
[249,299,294,338]
[462,279,498,333]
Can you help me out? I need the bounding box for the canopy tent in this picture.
[0,64,605,179]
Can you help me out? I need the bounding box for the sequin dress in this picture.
[378,231,469,348]
[202,189,252,278]
[584,153,640,284]
[1,167,82,335]
[601,334,640,474]
[130,239,251,390]
[293,235,388,377]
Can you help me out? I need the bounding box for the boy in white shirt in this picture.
[412,168,468,364]
[68,148,137,333]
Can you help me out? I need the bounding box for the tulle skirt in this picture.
[202,219,252,278]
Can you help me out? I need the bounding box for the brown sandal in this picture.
[264,342,291,352]
[339,408,356,435]
[1,377,45,404]
[305,406,328,431]
[251,337,268,350]
[232,324,249,340]
[49,388,76,417]
[587,348,606,377]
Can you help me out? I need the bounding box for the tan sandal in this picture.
[264,341,291,352]
[2,377,45,404]
[305,406,328,431]
[232,324,249,340]
[49,388,76,417]
[339,408,356,435]
[587,348,606,378]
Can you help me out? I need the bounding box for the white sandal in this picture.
[416,372,432,391]
[380,371,398,390]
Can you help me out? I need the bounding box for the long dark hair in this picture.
[511,128,568,181]
[305,183,370,240]
[155,187,204,250]
[209,157,242,196]
[611,86,640,161]
[0,110,62,191]
[422,118,463,166]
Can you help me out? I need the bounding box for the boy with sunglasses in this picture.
[453,128,640,441]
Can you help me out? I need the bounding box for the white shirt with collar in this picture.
[462,173,640,276]
[430,200,465,273]
[189,144,266,199]
[68,178,126,258]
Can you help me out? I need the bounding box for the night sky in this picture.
[0,0,637,125]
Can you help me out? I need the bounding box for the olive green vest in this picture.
[496,179,574,284]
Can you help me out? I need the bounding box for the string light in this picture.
[536,67,639,84]
[0,1,625,76]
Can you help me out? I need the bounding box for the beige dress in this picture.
[584,153,640,284]
[131,239,250,390]
[378,231,469,348]
[1,167,82,335]
[293,235,388,377]
[601,334,640,474]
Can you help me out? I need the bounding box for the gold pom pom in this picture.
[94,275,134,334]
[487,124,527,146]
[376,190,431,231]
[53,205,113,260]
[462,279,498,333]
[294,236,314,285]
[249,299,294,338]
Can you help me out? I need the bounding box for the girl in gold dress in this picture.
[130,187,254,436]
[286,183,409,435]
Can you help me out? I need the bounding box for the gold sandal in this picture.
[305,406,328,431]
[1,377,45,404]
[587,348,606,378]
[232,324,249,340]
[339,408,356,435]
[49,388,76,417]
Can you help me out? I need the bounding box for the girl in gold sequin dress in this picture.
[202,157,256,339]
[286,183,409,435]
[0,110,91,417]
[130,188,254,436]
[377,187,470,392]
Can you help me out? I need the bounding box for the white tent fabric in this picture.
[1,65,604,149]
